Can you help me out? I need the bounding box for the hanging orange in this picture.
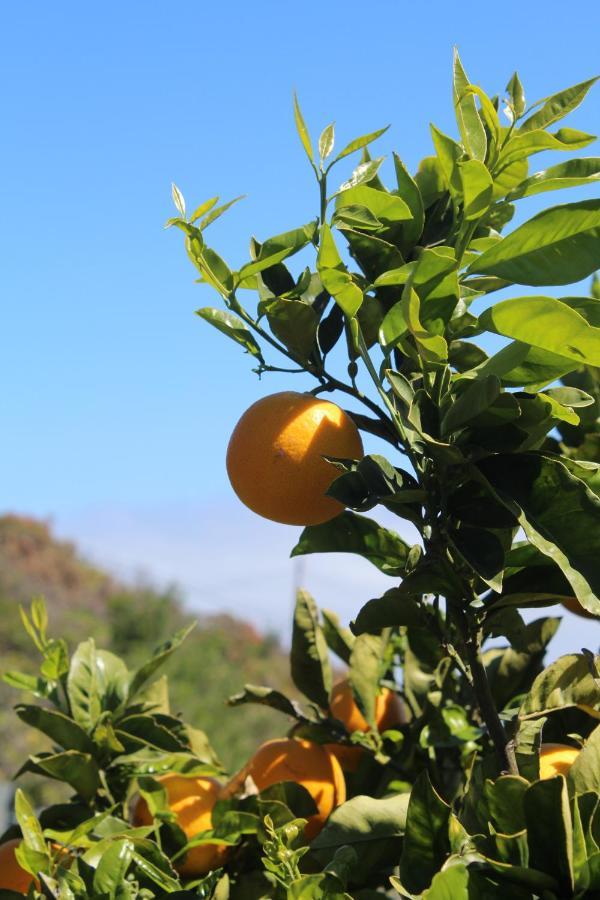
[326,678,406,771]
[226,391,363,525]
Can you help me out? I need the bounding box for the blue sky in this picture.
[2,1,600,649]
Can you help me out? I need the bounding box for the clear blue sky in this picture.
[2,1,600,647]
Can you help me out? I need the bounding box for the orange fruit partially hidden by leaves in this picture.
[561,596,599,620]
[224,737,346,839]
[326,678,406,771]
[226,391,364,525]
[132,774,228,877]
[539,743,580,779]
[0,839,38,893]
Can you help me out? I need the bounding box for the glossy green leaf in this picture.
[349,632,387,728]
[15,705,95,754]
[239,222,317,279]
[423,863,469,899]
[519,77,599,133]
[400,772,451,894]
[481,295,600,366]
[430,125,463,196]
[379,301,408,350]
[188,195,218,224]
[171,182,185,217]
[414,156,447,208]
[196,308,262,358]
[453,49,486,161]
[458,159,493,220]
[506,72,526,119]
[520,653,600,718]
[500,128,597,171]
[24,750,101,800]
[330,125,390,166]
[524,777,573,893]
[317,225,363,316]
[93,840,134,894]
[441,375,501,434]
[479,453,600,614]
[290,589,332,708]
[321,609,355,664]
[199,194,245,230]
[402,286,448,363]
[393,154,425,247]
[339,157,385,192]
[291,511,410,576]
[319,122,335,162]
[260,298,318,361]
[470,199,600,286]
[293,93,314,164]
[15,789,46,855]
[507,157,600,199]
[336,183,411,224]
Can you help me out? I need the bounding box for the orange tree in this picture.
[2,54,600,898]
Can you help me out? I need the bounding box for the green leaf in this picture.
[379,300,408,350]
[259,298,318,361]
[400,772,451,894]
[349,632,388,728]
[519,76,599,133]
[24,750,101,800]
[449,525,505,591]
[568,724,600,793]
[402,286,448,363]
[423,864,469,899]
[484,775,528,834]
[353,587,427,636]
[441,375,501,435]
[339,157,385,192]
[524,777,573,893]
[506,72,526,119]
[196,308,262,358]
[458,159,493,220]
[453,49,487,161]
[479,296,600,366]
[291,590,332,708]
[319,122,335,162]
[317,225,363,317]
[330,126,390,166]
[311,793,409,864]
[291,511,410,577]
[199,195,245,230]
[507,157,600,199]
[293,93,314,164]
[189,196,218,224]
[393,154,425,248]
[321,609,355,664]
[520,653,600,718]
[414,156,447,208]
[470,199,600,286]
[500,128,596,169]
[336,184,411,225]
[67,640,102,731]
[228,684,306,719]
[15,789,46,855]
[479,453,600,614]
[430,125,463,196]
[15,705,95,754]
[239,222,317,279]
[171,182,185,217]
[93,840,134,894]
[128,624,195,702]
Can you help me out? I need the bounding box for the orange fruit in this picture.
[539,743,580,779]
[226,391,364,525]
[224,738,346,839]
[0,839,38,893]
[326,678,406,771]
[132,774,228,877]
[561,596,598,620]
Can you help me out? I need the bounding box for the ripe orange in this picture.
[326,678,406,771]
[132,774,228,877]
[0,839,38,893]
[226,391,364,525]
[224,737,346,839]
[539,743,580,779]
[561,596,599,620]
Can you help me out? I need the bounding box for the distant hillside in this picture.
[0,514,295,796]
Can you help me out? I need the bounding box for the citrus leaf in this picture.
[453,49,487,161]
[330,126,390,166]
[291,589,332,708]
[519,77,599,133]
[196,308,262,358]
[293,93,314,164]
[469,199,600,286]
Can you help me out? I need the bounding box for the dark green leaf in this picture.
[520,653,600,718]
[291,511,410,577]
[321,609,355,664]
[15,705,95,754]
[291,589,332,708]
[349,632,388,728]
[441,376,501,434]
[228,684,306,719]
[400,772,451,894]
[524,777,573,893]
[260,298,318,360]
